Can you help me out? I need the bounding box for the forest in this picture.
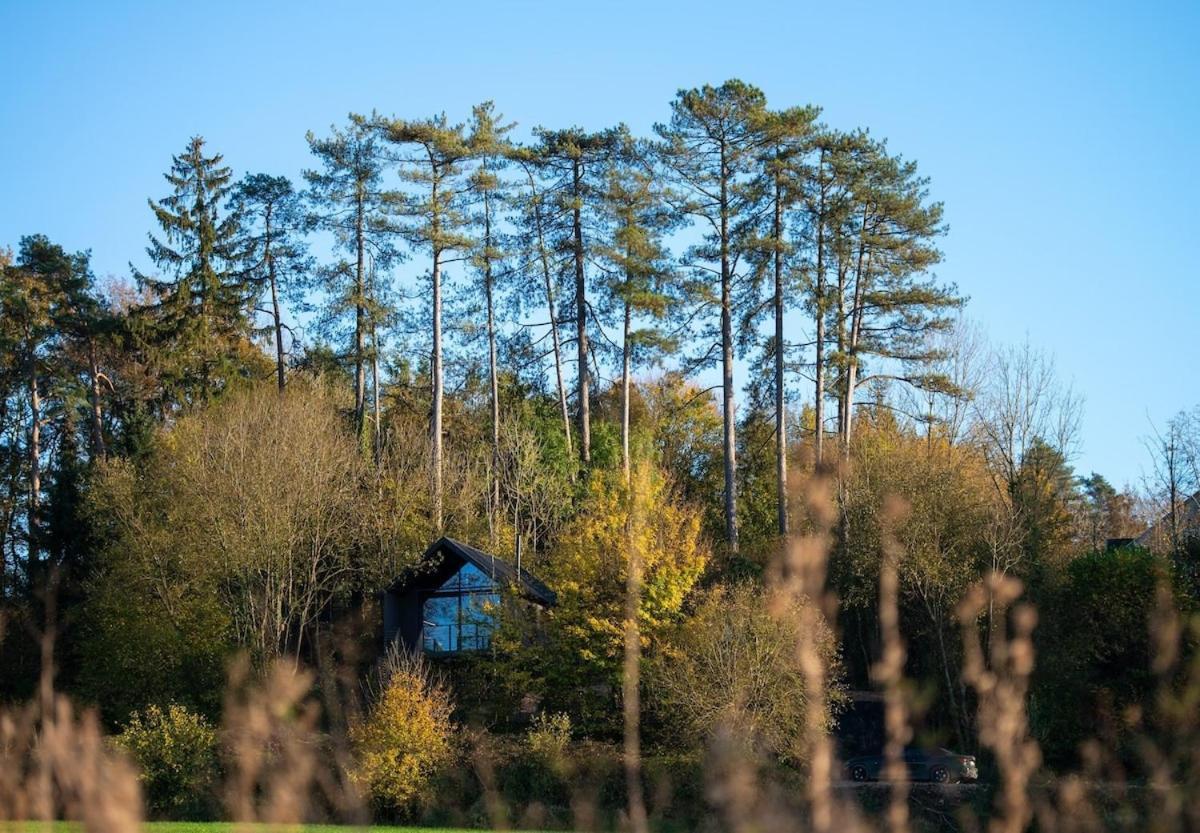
[2,78,1199,830]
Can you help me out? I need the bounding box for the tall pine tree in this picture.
[304,115,398,435]
[655,80,770,553]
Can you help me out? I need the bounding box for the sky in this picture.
[1,0,1197,488]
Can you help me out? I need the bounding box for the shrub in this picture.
[350,649,454,813]
[112,703,218,819]
[526,711,572,762]
[649,582,843,765]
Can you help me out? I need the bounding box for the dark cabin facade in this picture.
[382,537,556,654]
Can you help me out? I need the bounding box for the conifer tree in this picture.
[595,130,678,480]
[828,136,959,455]
[1,236,92,569]
[533,127,615,466]
[231,173,311,392]
[510,145,574,460]
[304,115,398,434]
[133,136,252,407]
[655,80,770,553]
[466,102,516,545]
[380,114,473,531]
[745,106,819,534]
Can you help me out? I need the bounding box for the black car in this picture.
[844,747,978,784]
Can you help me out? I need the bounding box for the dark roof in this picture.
[386,536,556,607]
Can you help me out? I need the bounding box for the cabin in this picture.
[382,536,556,655]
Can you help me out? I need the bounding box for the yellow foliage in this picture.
[349,658,454,811]
[544,462,709,672]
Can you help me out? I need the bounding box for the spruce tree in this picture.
[133,136,251,407]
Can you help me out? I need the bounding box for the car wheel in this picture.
[931,766,950,784]
[851,765,869,782]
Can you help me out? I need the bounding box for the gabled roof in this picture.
[386,536,556,607]
[1135,491,1200,548]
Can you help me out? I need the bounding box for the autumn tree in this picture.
[81,380,386,718]
[531,464,708,731]
[655,80,771,553]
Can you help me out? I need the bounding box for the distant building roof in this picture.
[1135,491,1200,549]
[386,536,556,607]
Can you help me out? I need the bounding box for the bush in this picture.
[649,582,843,764]
[526,711,572,762]
[112,703,218,819]
[350,649,455,813]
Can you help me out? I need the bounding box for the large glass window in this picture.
[422,562,501,653]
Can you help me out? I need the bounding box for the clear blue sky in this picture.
[2,1,1196,488]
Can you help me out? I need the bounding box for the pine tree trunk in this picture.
[720,153,739,553]
[266,204,286,392]
[773,176,789,536]
[621,296,632,483]
[432,244,444,531]
[27,343,40,568]
[573,158,591,465]
[813,153,827,467]
[527,169,573,460]
[88,339,106,460]
[354,191,367,434]
[842,210,870,457]
[485,194,500,548]
[371,259,382,466]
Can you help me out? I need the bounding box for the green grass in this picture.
[2,824,551,833]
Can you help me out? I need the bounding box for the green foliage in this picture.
[1032,546,1173,765]
[649,582,842,764]
[113,704,219,819]
[132,136,264,408]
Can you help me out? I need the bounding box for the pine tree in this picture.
[465,102,516,546]
[231,173,312,392]
[745,105,820,534]
[595,129,679,481]
[655,80,770,553]
[827,135,959,455]
[379,113,473,531]
[532,127,616,466]
[133,136,252,407]
[509,145,574,460]
[304,115,398,435]
[0,236,92,571]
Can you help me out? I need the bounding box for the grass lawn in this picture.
[2,824,550,833]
